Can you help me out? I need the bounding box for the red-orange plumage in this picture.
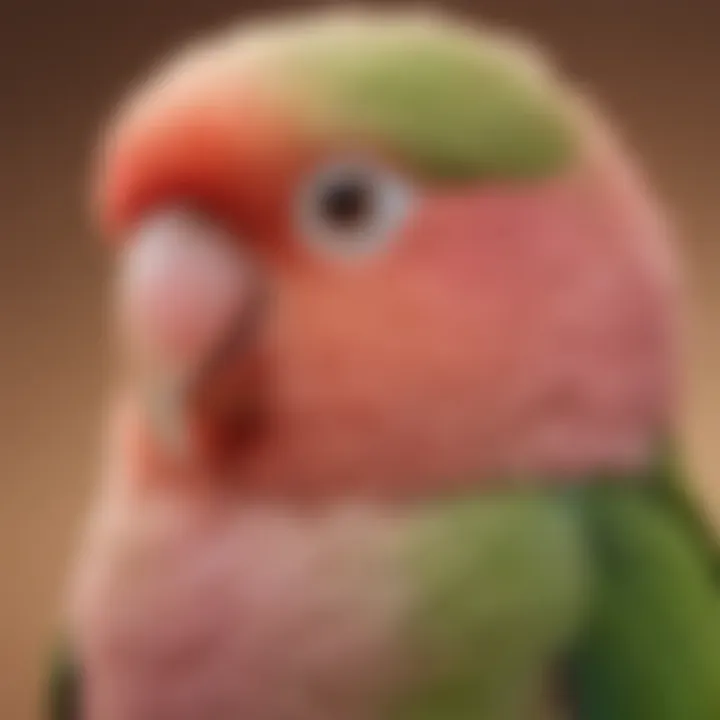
[94,16,677,502]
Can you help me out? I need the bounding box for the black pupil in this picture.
[320,178,373,230]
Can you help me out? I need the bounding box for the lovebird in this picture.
[50,10,720,720]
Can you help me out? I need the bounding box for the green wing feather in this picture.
[392,450,720,720]
[47,639,80,720]
[570,451,720,720]
[395,493,590,720]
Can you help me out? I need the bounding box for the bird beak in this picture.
[115,208,267,458]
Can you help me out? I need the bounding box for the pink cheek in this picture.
[267,198,519,392]
[395,184,576,310]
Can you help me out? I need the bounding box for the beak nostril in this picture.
[117,207,258,369]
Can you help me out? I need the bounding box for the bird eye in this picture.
[296,159,414,259]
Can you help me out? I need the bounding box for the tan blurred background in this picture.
[0,1,718,717]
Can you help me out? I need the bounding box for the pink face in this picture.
[234,165,676,501]
[108,88,678,501]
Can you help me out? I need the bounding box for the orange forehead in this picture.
[97,72,318,240]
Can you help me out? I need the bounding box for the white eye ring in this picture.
[295,158,415,260]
